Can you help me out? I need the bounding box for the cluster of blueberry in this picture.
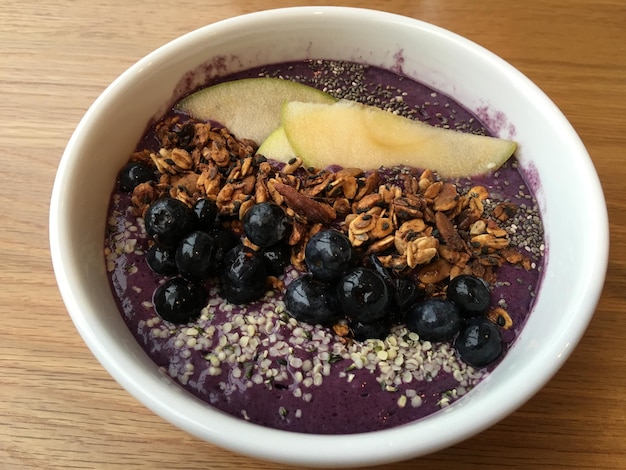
[286,229,502,367]
[145,198,294,320]
[119,162,292,324]
[409,276,503,367]
[119,161,502,368]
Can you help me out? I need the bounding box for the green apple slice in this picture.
[281,100,517,178]
[176,78,335,144]
[256,126,296,162]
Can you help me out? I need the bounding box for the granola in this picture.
[128,114,533,326]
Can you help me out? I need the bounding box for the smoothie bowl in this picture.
[49,6,608,468]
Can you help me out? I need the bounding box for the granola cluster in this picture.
[129,115,531,309]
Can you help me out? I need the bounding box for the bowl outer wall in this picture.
[49,6,609,468]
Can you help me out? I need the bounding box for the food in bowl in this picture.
[50,6,609,466]
[104,59,544,434]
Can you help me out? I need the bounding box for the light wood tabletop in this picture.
[2,1,625,468]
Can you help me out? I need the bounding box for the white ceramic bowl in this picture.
[50,6,608,468]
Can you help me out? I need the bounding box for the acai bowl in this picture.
[49,6,608,468]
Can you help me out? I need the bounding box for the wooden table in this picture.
[2,1,625,468]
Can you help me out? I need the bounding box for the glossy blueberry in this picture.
[351,317,392,342]
[337,268,390,323]
[144,197,197,249]
[285,275,342,326]
[242,202,290,247]
[193,198,219,232]
[118,162,156,193]
[210,229,240,272]
[145,244,177,276]
[369,254,422,316]
[219,245,267,304]
[454,317,503,368]
[392,278,423,314]
[261,242,291,276]
[448,274,491,317]
[406,299,462,342]
[175,231,217,280]
[305,230,354,283]
[152,277,206,324]
[369,253,395,285]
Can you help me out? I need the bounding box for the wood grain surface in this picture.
[1,1,625,468]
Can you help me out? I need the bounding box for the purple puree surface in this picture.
[105,60,544,434]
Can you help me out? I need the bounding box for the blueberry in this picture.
[175,231,217,280]
[405,299,462,342]
[285,275,342,326]
[144,197,197,249]
[219,245,267,304]
[368,254,422,316]
[337,268,390,323]
[351,317,392,342]
[152,277,206,324]
[261,242,291,276]
[242,202,290,247]
[118,162,156,193]
[448,275,491,317]
[305,230,354,283]
[210,229,240,272]
[454,317,503,367]
[145,244,178,276]
[193,198,219,232]
[392,277,423,315]
[368,253,395,285]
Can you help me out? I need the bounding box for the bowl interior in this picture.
[50,6,608,467]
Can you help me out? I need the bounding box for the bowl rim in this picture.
[50,6,609,467]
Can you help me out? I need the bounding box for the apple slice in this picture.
[281,100,517,178]
[176,78,335,144]
[256,126,296,162]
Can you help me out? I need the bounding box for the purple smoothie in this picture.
[105,60,544,434]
